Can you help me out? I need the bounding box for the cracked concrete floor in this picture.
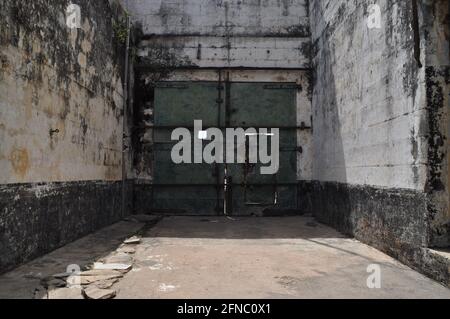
[1,216,449,299]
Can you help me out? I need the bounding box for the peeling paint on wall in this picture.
[0,0,128,184]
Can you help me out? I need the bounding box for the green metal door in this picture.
[226,83,299,215]
[153,82,223,215]
[152,80,299,216]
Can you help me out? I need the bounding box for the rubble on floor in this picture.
[0,217,156,299]
[83,287,117,300]
[124,236,141,245]
[44,231,144,299]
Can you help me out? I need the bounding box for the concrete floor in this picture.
[1,216,449,299]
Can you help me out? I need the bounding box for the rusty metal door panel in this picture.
[227,133,298,185]
[153,146,217,185]
[228,83,298,128]
[154,82,221,127]
[153,82,222,215]
[227,82,298,215]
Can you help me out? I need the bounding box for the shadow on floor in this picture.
[143,215,349,240]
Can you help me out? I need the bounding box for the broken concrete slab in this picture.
[104,253,133,264]
[94,279,119,289]
[83,287,116,300]
[47,288,84,300]
[124,236,141,245]
[80,275,122,285]
[93,263,132,272]
[80,269,123,277]
[77,270,123,285]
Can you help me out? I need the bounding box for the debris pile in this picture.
[41,235,142,299]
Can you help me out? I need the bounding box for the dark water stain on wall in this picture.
[0,0,131,273]
[0,180,133,274]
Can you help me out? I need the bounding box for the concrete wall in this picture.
[422,0,450,248]
[0,0,131,272]
[136,36,310,69]
[122,0,309,37]
[308,0,449,284]
[0,0,127,184]
[310,0,426,190]
[123,0,311,69]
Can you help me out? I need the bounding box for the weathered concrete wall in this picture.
[0,0,130,272]
[123,0,311,69]
[308,0,449,284]
[0,0,127,183]
[310,0,426,190]
[122,0,309,37]
[422,0,450,248]
[136,36,311,69]
[0,181,133,272]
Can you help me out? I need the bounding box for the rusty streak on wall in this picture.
[0,0,127,184]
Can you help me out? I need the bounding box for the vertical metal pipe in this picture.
[224,71,232,216]
[216,70,223,215]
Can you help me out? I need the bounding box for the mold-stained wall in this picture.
[0,0,126,184]
[122,0,310,37]
[0,0,131,273]
[308,0,449,285]
[136,36,311,69]
[310,0,427,190]
[422,0,450,248]
[123,0,311,69]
